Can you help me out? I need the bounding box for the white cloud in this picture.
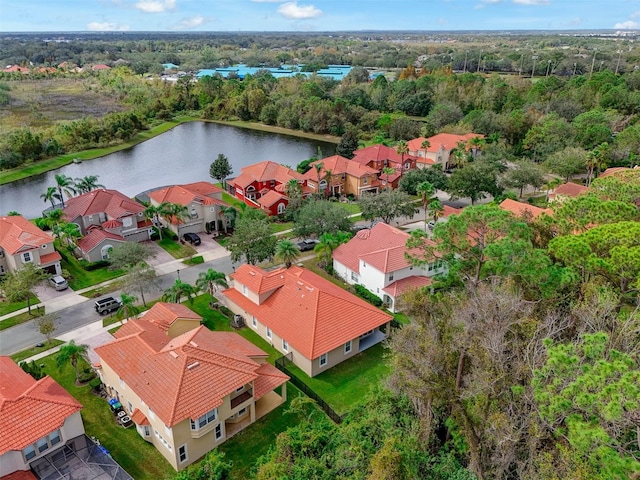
[172,16,205,29]
[277,2,322,19]
[87,21,130,31]
[614,20,639,29]
[135,0,176,13]
[513,0,550,5]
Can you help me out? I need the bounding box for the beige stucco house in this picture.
[302,155,382,198]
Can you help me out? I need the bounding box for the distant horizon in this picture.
[1,1,638,33]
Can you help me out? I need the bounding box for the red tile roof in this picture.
[233,161,305,189]
[351,144,416,166]
[130,408,149,426]
[408,133,484,153]
[303,155,379,181]
[63,189,145,222]
[95,322,286,427]
[442,205,463,217]
[599,167,638,178]
[552,182,590,198]
[258,189,286,208]
[231,265,287,294]
[0,357,82,455]
[148,182,227,208]
[0,216,55,255]
[140,302,202,333]
[499,199,552,219]
[224,265,392,359]
[0,470,38,480]
[333,222,437,274]
[77,229,125,253]
[382,276,432,297]
[39,251,62,265]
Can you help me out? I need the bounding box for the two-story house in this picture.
[62,189,153,263]
[222,265,393,377]
[0,215,62,276]
[228,161,310,215]
[408,133,484,169]
[0,357,84,479]
[148,182,231,236]
[332,223,445,312]
[350,145,419,189]
[302,155,381,198]
[93,316,288,472]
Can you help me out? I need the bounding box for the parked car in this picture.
[427,220,436,230]
[95,297,122,315]
[182,232,201,246]
[48,275,68,291]
[297,239,320,252]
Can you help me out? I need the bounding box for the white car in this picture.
[48,275,68,291]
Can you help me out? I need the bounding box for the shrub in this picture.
[354,284,383,307]
[78,259,110,271]
[89,378,102,390]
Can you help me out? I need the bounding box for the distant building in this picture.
[408,133,484,169]
[303,155,382,198]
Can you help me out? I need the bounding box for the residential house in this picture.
[228,161,310,215]
[94,318,288,471]
[222,265,393,377]
[148,182,230,235]
[303,155,382,198]
[0,357,84,479]
[548,182,590,203]
[332,222,444,313]
[62,189,152,262]
[408,133,484,169]
[0,215,62,276]
[498,199,552,220]
[140,302,203,338]
[350,145,419,189]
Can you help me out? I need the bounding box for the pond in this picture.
[0,122,336,218]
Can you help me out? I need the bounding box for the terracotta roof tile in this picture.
[258,190,286,208]
[223,265,392,359]
[148,182,227,208]
[303,155,379,180]
[382,276,432,297]
[233,161,305,189]
[77,229,125,253]
[552,182,590,198]
[231,265,287,294]
[0,357,82,455]
[408,133,484,153]
[95,322,284,427]
[63,189,145,222]
[0,216,55,255]
[442,205,463,217]
[351,144,412,166]
[499,199,552,219]
[253,363,289,400]
[39,251,62,265]
[140,302,202,333]
[0,470,38,480]
[130,408,149,426]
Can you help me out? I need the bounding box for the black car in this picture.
[183,232,201,246]
[297,239,319,252]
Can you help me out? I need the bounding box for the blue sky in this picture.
[1,0,638,32]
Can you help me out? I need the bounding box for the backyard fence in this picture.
[275,355,346,424]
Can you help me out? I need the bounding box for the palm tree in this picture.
[586,143,609,186]
[117,293,140,322]
[285,179,302,200]
[162,279,198,304]
[159,202,189,231]
[314,231,352,269]
[542,178,563,201]
[221,206,238,233]
[196,269,229,304]
[428,198,444,223]
[56,340,88,385]
[396,140,409,169]
[275,239,300,268]
[382,167,396,190]
[143,204,171,240]
[467,136,485,159]
[54,174,76,208]
[313,162,324,196]
[74,175,105,194]
[417,181,435,230]
[40,186,61,209]
[420,139,431,158]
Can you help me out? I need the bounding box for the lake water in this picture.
[0,122,336,218]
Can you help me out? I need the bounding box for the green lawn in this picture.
[338,202,362,215]
[31,354,174,480]
[59,249,125,290]
[10,339,64,362]
[283,343,390,415]
[158,237,197,259]
[0,307,45,331]
[271,221,293,233]
[0,294,40,316]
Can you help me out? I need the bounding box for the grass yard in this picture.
[10,339,64,363]
[60,251,125,290]
[158,237,197,259]
[338,202,362,215]
[0,294,40,316]
[31,354,174,480]
[283,343,390,415]
[0,307,44,331]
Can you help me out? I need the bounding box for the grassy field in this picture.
[0,293,40,316]
[10,339,64,362]
[0,307,44,331]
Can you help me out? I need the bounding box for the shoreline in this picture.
[0,118,340,186]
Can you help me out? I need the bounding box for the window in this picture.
[143,426,151,437]
[101,245,113,261]
[148,408,155,420]
[122,217,133,228]
[270,180,275,187]
[49,430,61,446]
[36,438,49,453]
[341,173,346,181]
[238,408,247,416]
[319,353,327,368]
[242,284,248,296]
[128,401,133,413]
[319,179,327,191]
[363,176,368,185]
[41,244,47,249]
[282,339,288,352]
[190,408,217,430]
[389,273,394,281]
[350,272,359,282]
[236,385,244,392]
[277,203,285,215]
[344,341,352,354]
[190,208,197,219]
[22,251,32,263]
[266,327,272,339]
[252,316,257,328]
[179,445,188,463]
[23,445,36,461]
[215,424,223,440]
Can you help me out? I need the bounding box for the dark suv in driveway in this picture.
[182,232,201,246]
[297,239,319,252]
